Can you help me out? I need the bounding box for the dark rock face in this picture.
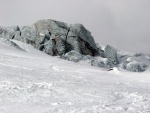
[67,24,98,56]
[0,19,98,56]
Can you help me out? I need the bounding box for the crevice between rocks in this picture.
[66,26,70,42]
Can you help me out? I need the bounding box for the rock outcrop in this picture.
[104,45,119,65]
[0,19,149,72]
[120,60,148,72]
[0,19,98,56]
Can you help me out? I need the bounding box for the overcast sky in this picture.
[0,0,150,53]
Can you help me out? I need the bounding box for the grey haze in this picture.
[0,0,150,53]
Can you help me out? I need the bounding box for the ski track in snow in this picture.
[0,40,150,113]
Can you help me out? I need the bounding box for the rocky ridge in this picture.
[0,19,98,56]
[0,19,149,72]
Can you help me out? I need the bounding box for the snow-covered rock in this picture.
[20,26,37,46]
[120,59,148,72]
[104,45,119,65]
[0,19,149,73]
[7,26,20,31]
[0,19,98,56]
[91,57,113,68]
[0,27,15,39]
[96,44,105,57]
[67,24,98,56]
[117,51,150,72]
[61,50,83,62]
[82,55,94,61]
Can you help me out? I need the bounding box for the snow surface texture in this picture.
[0,38,150,113]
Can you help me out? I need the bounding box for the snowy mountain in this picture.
[0,37,150,113]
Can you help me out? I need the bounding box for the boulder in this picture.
[82,55,93,61]
[67,24,98,56]
[91,57,113,68]
[104,45,119,65]
[32,19,69,52]
[120,60,148,72]
[0,19,98,57]
[61,50,83,62]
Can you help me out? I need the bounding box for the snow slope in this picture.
[0,38,150,113]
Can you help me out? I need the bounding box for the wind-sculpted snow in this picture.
[0,40,150,113]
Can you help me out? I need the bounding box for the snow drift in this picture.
[0,37,150,113]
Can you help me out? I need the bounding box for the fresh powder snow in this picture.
[0,38,150,113]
